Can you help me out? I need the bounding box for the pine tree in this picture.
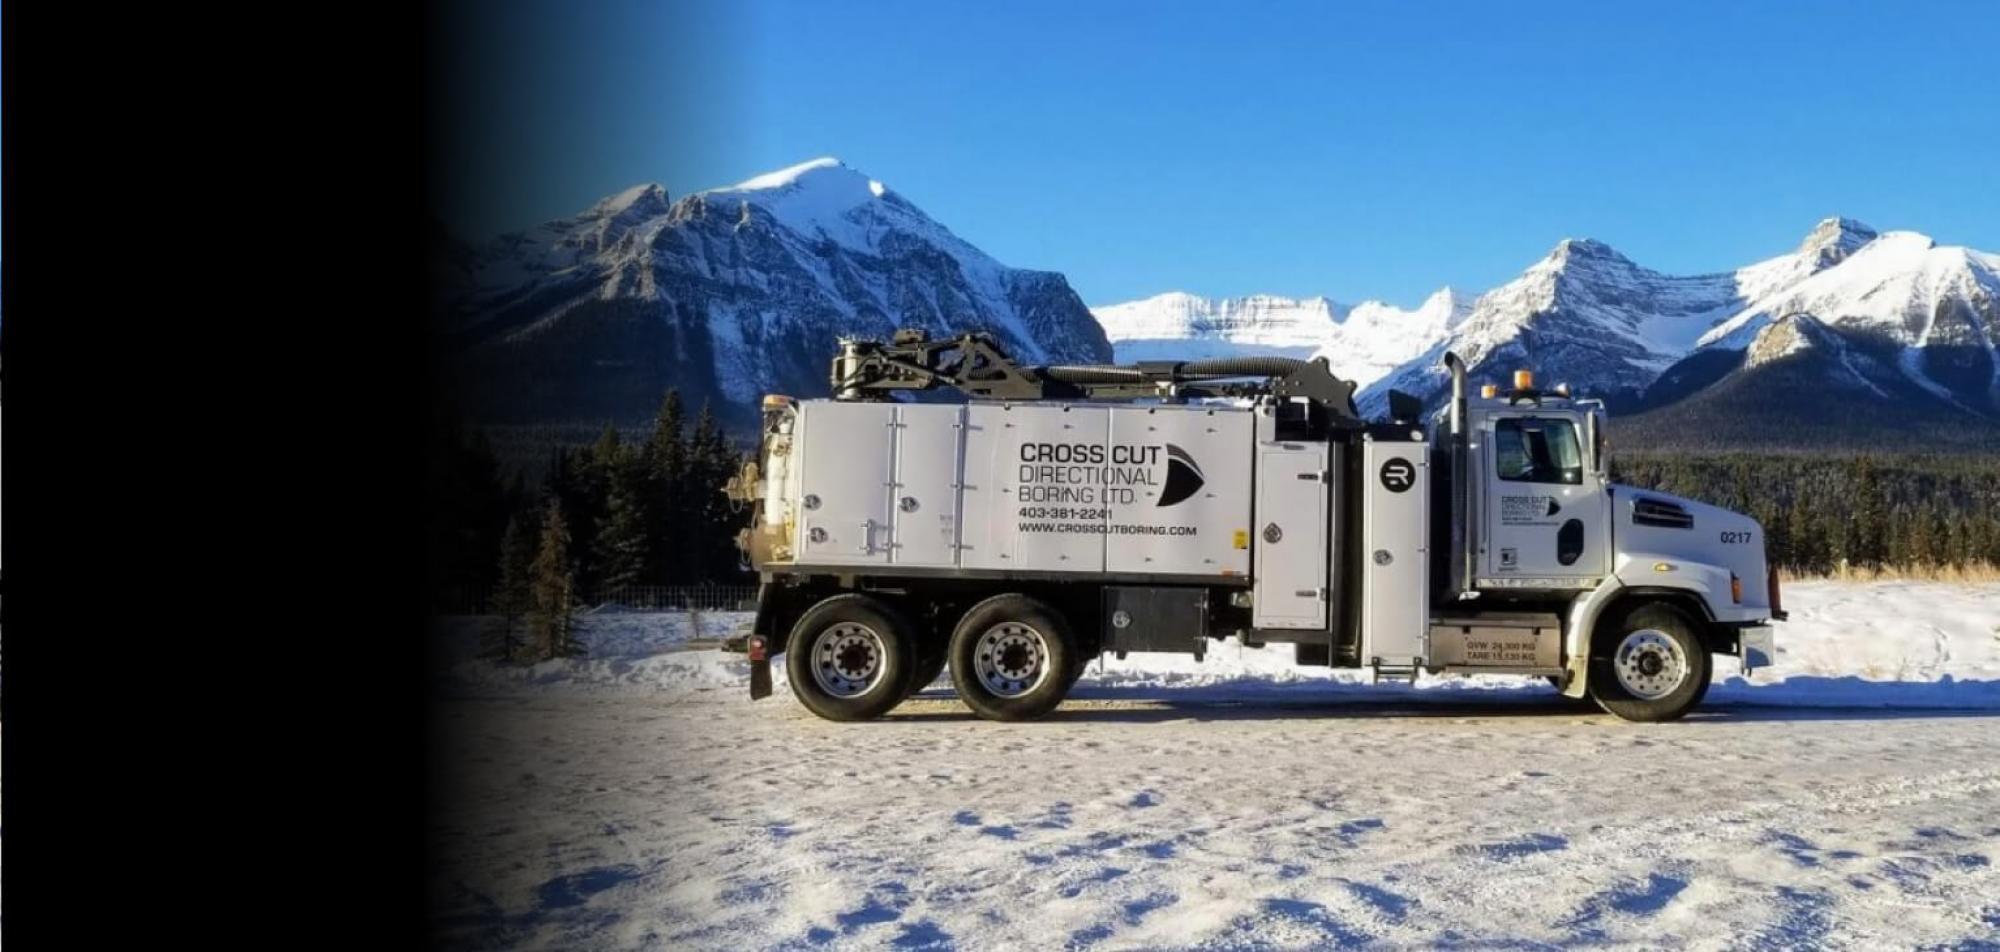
[1969,501,1998,569]
[1850,455,1885,570]
[529,498,581,661]
[688,403,748,583]
[1943,505,1970,570]
[1909,499,1939,569]
[646,390,690,585]
[1729,458,1755,516]
[427,410,510,606]
[1758,496,1791,570]
[649,390,688,477]
[1788,489,1827,575]
[564,423,627,591]
[1925,500,1952,570]
[545,445,590,583]
[1829,507,1857,575]
[492,513,537,661]
[1883,504,1911,570]
[594,448,652,594]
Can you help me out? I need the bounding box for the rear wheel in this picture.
[948,594,1077,722]
[1067,648,1095,691]
[1587,603,1710,722]
[784,595,916,722]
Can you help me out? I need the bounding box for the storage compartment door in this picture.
[1105,407,1253,576]
[796,401,894,565]
[960,404,1108,572]
[1252,442,1329,629]
[889,404,964,567]
[1361,439,1429,662]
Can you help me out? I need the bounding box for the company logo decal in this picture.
[1159,443,1206,506]
[1379,457,1415,493]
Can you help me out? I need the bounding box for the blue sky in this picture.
[437,0,1999,307]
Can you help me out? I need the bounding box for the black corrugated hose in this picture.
[1038,357,1307,383]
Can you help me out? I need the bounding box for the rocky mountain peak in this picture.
[590,183,672,220]
[1796,216,1879,268]
[1744,312,1836,368]
[1545,237,1633,268]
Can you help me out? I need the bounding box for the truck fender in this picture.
[1611,551,1734,622]
[1564,567,1725,699]
[1561,578,1628,699]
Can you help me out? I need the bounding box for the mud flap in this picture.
[748,634,773,700]
[1739,625,1776,676]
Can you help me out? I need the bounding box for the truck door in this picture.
[1361,436,1428,664]
[1479,414,1609,586]
[1252,441,1329,629]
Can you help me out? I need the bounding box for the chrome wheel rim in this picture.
[811,622,887,698]
[1614,629,1688,699]
[972,622,1051,698]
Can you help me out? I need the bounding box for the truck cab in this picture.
[1433,360,1782,719]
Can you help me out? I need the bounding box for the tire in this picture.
[1587,603,1711,723]
[904,636,949,700]
[1067,648,1095,690]
[784,594,917,722]
[948,594,1078,722]
[1689,659,1714,709]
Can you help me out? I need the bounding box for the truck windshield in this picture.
[1495,418,1583,485]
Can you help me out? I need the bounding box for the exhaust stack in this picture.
[1443,352,1476,599]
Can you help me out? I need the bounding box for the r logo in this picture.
[1379,457,1415,493]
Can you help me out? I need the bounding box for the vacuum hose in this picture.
[1179,356,1308,377]
[1039,365,1149,383]
[1038,357,1308,383]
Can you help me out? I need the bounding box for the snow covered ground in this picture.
[428,583,2000,949]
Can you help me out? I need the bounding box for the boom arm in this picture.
[829,329,1365,422]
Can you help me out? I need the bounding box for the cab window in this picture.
[1495,418,1583,484]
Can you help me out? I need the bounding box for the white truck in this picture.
[726,330,1782,723]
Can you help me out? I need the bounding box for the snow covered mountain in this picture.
[1691,230,2000,409]
[1369,219,2000,430]
[1091,288,1471,390]
[1613,310,2000,451]
[1355,218,1912,411]
[437,158,1111,425]
[438,167,1998,449]
[1097,218,1997,440]
[1607,227,2000,452]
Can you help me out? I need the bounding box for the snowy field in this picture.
[428,582,2000,950]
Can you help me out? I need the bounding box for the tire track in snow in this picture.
[1396,767,2000,946]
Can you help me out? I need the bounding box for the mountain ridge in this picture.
[437,157,1111,426]
[437,159,1998,449]
[1095,217,1999,441]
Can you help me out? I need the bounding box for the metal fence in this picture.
[432,584,758,616]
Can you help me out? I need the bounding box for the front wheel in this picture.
[948,594,1077,722]
[1588,603,1711,722]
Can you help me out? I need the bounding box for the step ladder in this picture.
[1370,657,1422,685]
